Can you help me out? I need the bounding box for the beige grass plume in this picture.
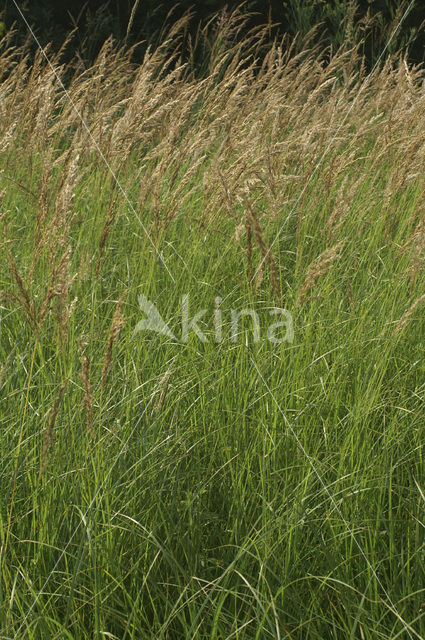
[38,378,69,483]
[101,292,127,392]
[393,293,425,336]
[297,240,345,307]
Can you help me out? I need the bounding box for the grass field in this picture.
[1,12,425,639]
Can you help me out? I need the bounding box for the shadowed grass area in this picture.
[1,10,425,639]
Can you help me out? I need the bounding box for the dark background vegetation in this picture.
[0,0,424,68]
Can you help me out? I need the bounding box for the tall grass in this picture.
[1,9,425,639]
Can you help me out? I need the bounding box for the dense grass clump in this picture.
[1,11,425,639]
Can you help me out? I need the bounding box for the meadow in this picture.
[1,10,425,639]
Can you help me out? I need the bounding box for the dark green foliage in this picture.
[0,0,424,68]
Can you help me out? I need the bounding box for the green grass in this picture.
[1,20,425,639]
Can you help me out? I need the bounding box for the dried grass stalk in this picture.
[245,198,281,301]
[297,240,345,307]
[255,260,264,294]
[393,293,425,336]
[34,150,52,257]
[38,378,68,483]
[96,187,120,276]
[245,215,253,283]
[38,247,76,338]
[7,252,37,330]
[101,292,127,391]
[154,370,173,415]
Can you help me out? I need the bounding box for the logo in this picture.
[133,295,293,344]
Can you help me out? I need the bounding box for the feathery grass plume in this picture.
[126,0,141,41]
[245,198,281,301]
[245,214,253,283]
[47,151,81,255]
[7,252,37,330]
[33,76,54,147]
[255,260,264,294]
[29,55,58,152]
[218,169,236,220]
[55,151,80,218]
[96,186,120,276]
[101,292,127,392]
[78,249,91,284]
[37,247,76,339]
[297,240,345,307]
[393,293,425,336]
[153,370,173,415]
[58,290,77,347]
[38,378,68,484]
[165,154,207,227]
[33,150,52,258]
[325,175,349,243]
